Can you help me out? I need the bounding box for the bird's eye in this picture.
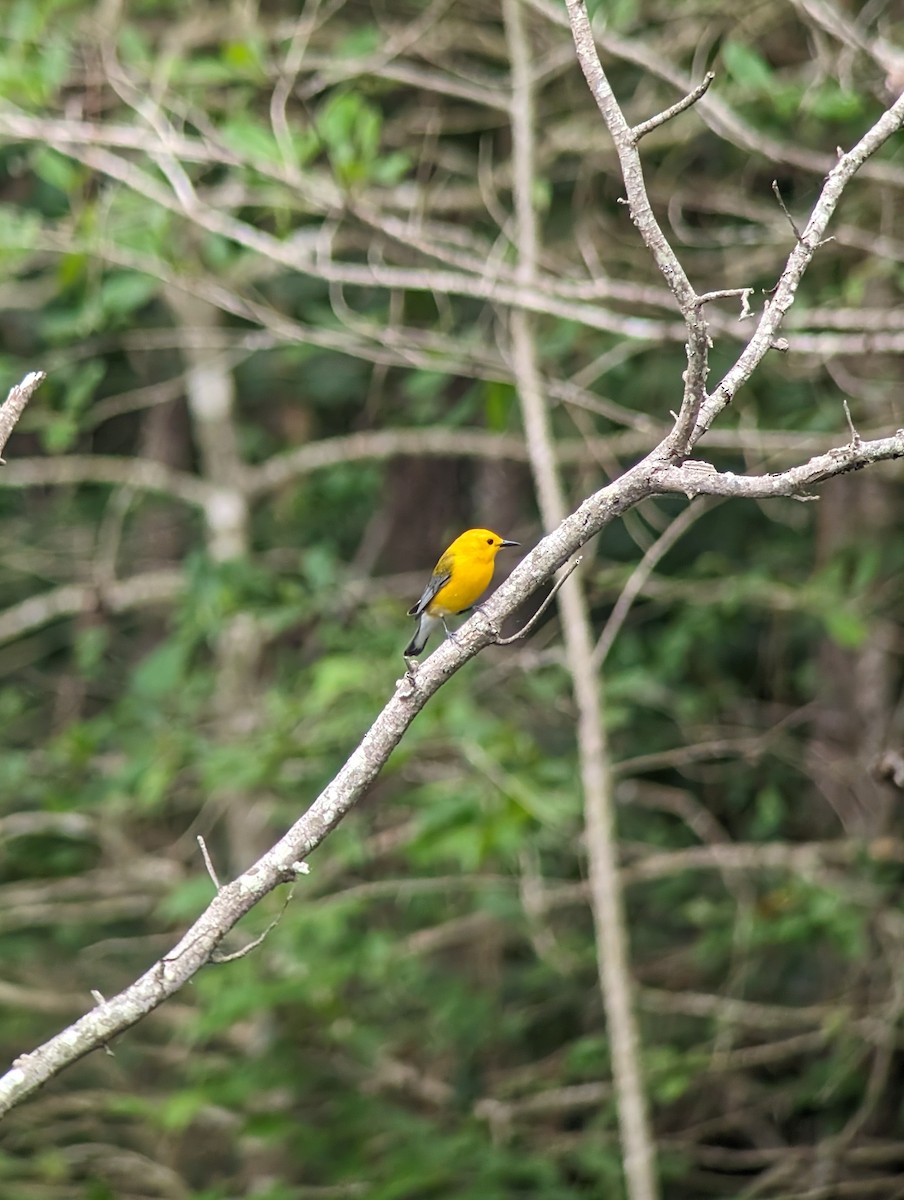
[487,537,494,545]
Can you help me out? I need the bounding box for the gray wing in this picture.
[407,569,451,617]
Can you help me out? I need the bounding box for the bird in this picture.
[405,528,520,658]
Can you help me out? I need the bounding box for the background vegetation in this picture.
[0,0,903,1196]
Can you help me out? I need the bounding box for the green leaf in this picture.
[117,23,150,69]
[41,413,78,453]
[371,151,412,186]
[130,640,189,700]
[31,147,80,194]
[804,84,865,122]
[824,607,869,649]
[484,381,515,432]
[318,90,385,185]
[851,546,881,591]
[63,358,106,414]
[218,115,284,164]
[722,39,774,91]
[309,654,368,708]
[752,783,784,839]
[73,625,109,678]
[99,272,158,319]
[0,205,42,256]
[57,252,88,289]
[336,26,381,57]
[158,1089,208,1132]
[223,38,267,81]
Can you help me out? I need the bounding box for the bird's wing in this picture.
[407,554,453,617]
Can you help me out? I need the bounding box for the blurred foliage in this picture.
[0,0,903,1198]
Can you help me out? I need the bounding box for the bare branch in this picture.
[593,502,711,667]
[789,0,904,96]
[210,882,298,965]
[0,371,45,463]
[697,89,904,442]
[631,72,715,143]
[0,570,183,648]
[652,432,904,500]
[595,23,904,188]
[842,398,861,448]
[505,2,658,1195]
[771,180,804,242]
[697,287,754,319]
[196,836,221,892]
[564,0,708,459]
[0,455,215,509]
[8,126,672,343]
[493,556,581,645]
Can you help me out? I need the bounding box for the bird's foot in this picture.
[400,655,419,692]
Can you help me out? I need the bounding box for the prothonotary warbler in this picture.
[405,528,520,658]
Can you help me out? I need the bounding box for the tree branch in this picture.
[0,570,183,647]
[651,432,904,500]
[630,72,715,143]
[593,501,711,667]
[562,0,904,462]
[504,2,658,1196]
[697,88,904,443]
[0,371,45,462]
[0,455,216,509]
[0,457,651,1115]
[564,0,709,459]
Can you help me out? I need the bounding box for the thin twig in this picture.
[771,180,804,242]
[196,835,221,891]
[842,398,861,447]
[631,72,715,142]
[593,503,710,667]
[210,882,297,964]
[494,557,582,644]
[694,90,904,442]
[697,287,754,319]
[89,992,115,1056]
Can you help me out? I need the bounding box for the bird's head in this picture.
[458,528,520,561]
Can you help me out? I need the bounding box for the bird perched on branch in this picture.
[405,528,520,658]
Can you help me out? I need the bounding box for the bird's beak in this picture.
[501,539,520,548]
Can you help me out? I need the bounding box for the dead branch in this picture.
[0,371,45,462]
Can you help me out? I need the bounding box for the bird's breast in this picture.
[429,561,494,615]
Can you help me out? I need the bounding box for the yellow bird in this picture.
[405,528,520,658]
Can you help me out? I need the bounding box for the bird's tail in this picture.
[404,613,440,657]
